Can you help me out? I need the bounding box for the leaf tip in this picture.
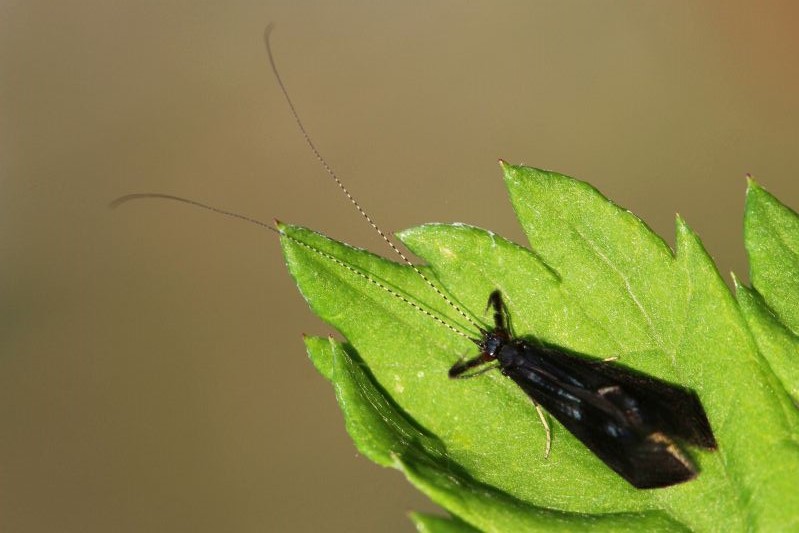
[499,161,554,189]
[674,214,717,271]
[275,220,294,240]
[745,175,768,202]
[395,226,419,242]
[498,159,518,178]
[674,212,693,239]
[304,335,336,381]
[730,271,744,291]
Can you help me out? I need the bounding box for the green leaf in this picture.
[739,178,799,408]
[409,512,482,533]
[305,336,689,532]
[745,178,799,334]
[734,281,799,406]
[282,164,799,531]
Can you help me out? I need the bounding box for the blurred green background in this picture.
[2,1,798,531]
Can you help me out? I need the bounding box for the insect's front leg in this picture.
[449,353,497,379]
[486,290,510,332]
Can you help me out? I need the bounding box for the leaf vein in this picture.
[571,226,667,355]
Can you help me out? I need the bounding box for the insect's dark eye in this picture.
[483,335,503,356]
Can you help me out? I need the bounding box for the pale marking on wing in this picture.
[597,385,621,397]
[647,431,694,470]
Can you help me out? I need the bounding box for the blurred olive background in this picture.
[2,1,798,531]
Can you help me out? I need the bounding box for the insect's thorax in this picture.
[481,329,526,369]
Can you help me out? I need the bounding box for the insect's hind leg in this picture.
[533,402,552,458]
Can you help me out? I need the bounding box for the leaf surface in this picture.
[745,179,799,333]
[282,165,799,531]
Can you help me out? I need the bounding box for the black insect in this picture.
[450,290,716,489]
[112,25,717,490]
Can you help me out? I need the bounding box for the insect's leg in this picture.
[486,290,509,331]
[450,360,500,379]
[449,354,492,378]
[587,356,619,367]
[533,402,552,458]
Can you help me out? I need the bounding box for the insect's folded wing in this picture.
[589,362,717,449]
[505,359,701,489]
[621,431,699,489]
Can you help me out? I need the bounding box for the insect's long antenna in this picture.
[110,193,473,339]
[264,25,483,334]
[111,193,276,231]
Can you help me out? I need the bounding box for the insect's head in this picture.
[478,328,510,359]
[451,328,510,378]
